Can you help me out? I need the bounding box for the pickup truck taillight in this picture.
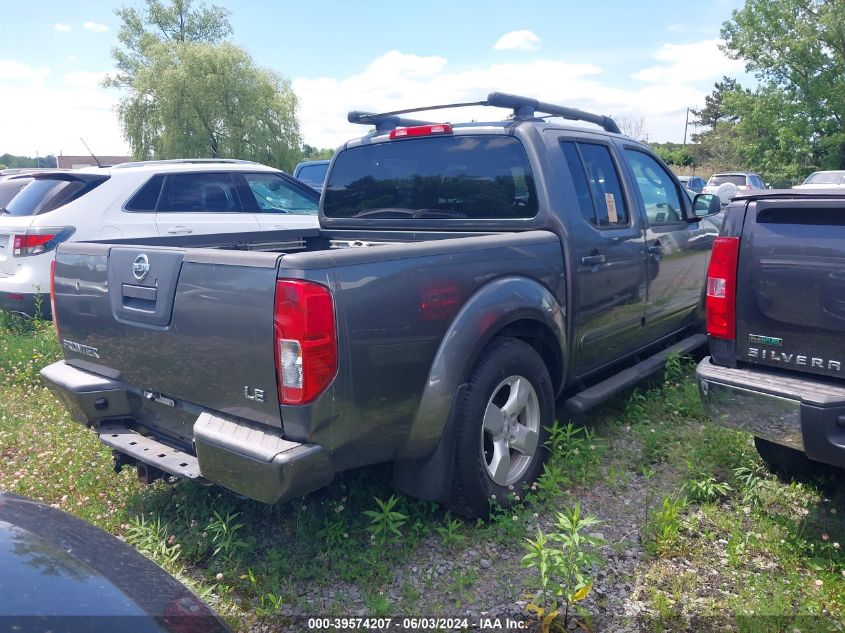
[274,280,337,405]
[706,236,740,340]
[12,227,75,257]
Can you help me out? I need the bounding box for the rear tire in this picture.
[754,437,819,482]
[447,337,554,519]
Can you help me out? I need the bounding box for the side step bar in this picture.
[564,333,707,415]
[99,422,202,479]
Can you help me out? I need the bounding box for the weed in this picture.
[364,591,392,617]
[317,511,349,556]
[0,309,35,336]
[434,515,465,548]
[734,464,764,507]
[449,568,478,607]
[664,352,684,383]
[364,495,408,546]
[522,504,604,628]
[206,510,248,562]
[535,460,569,499]
[684,473,732,503]
[125,513,181,567]
[643,492,689,557]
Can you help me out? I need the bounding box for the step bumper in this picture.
[41,360,333,504]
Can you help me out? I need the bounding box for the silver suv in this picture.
[703,172,766,195]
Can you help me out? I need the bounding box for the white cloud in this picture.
[0,60,49,83]
[54,23,72,32]
[632,39,744,84]
[83,21,109,33]
[63,70,117,87]
[68,55,78,62]
[493,30,541,52]
[0,82,126,155]
[0,62,123,154]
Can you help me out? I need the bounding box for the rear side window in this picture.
[560,141,597,225]
[4,176,107,217]
[125,174,164,211]
[576,143,629,227]
[158,173,242,213]
[323,135,538,220]
[0,178,31,209]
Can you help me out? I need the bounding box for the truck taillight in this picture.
[273,279,337,405]
[50,259,60,340]
[706,236,740,340]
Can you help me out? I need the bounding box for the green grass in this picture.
[2,314,844,630]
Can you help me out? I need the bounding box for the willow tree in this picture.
[109,0,302,171]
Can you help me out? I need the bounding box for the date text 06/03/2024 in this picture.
[306,617,529,630]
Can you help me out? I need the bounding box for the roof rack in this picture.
[113,158,260,169]
[347,92,621,134]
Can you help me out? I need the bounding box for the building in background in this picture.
[57,155,132,169]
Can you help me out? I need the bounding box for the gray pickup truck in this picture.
[697,190,845,477]
[42,94,721,517]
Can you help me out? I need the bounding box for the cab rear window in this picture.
[323,135,538,220]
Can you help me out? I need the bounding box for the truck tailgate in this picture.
[736,198,845,380]
[54,243,283,428]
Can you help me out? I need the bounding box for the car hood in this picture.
[0,492,230,633]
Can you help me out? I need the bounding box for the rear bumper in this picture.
[697,357,845,469]
[40,360,333,503]
[0,291,48,318]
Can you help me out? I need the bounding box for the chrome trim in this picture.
[697,357,811,450]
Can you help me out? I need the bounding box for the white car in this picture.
[792,170,845,189]
[0,159,320,317]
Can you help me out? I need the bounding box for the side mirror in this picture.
[689,193,721,221]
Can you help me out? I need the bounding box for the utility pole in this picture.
[683,107,690,147]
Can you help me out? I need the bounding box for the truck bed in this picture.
[53,228,564,461]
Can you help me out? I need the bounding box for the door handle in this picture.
[647,242,663,255]
[581,254,607,266]
[166,226,193,235]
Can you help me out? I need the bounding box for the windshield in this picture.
[296,164,329,187]
[323,135,538,220]
[5,178,93,216]
[708,174,746,186]
[803,171,845,185]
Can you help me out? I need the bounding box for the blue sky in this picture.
[0,0,749,157]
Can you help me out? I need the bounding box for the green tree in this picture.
[721,0,845,169]
[690,77,743,132]
[110,0,302,171]
[109,0,232,88]
[302,145,335,161]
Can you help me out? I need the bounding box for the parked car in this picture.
[702,172,766,202]
[43,93,721,518]
[697,189,845,478]
[677,175,706,194]
[792,170,845,189]
[293,159,331,193]
[0,491,230,633]
[0,159,319,317]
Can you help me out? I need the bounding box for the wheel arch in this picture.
[393,275,566,501]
